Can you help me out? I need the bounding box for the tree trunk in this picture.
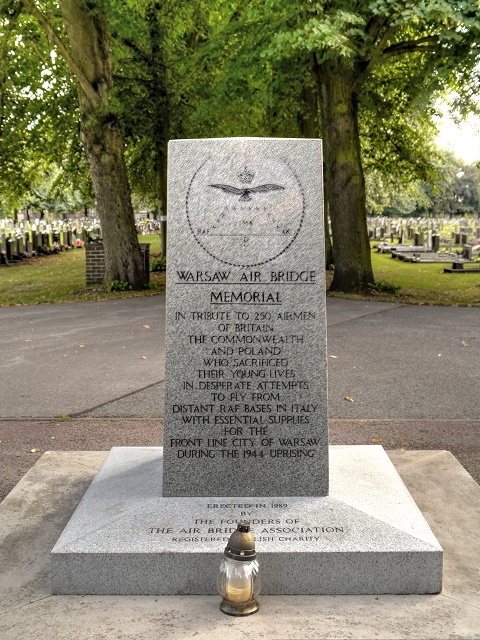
[317,58,373,291]
[322,159,334,269]
[155,144,168,259]
[147,3,169,261]
[298,82,318,139]
[299,65,334,269]
[57,0,145,288]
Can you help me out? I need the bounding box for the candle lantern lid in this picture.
[224,521,256,561]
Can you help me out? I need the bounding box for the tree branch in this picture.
[383,35,440,57]
[1,3,24,136]
[365,15,388,44]
[20,0,99,104]
[364,25,397,74]
[111,32,153,66]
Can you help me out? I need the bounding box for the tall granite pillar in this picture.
[163,138,328,497]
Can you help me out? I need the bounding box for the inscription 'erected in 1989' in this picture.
[163,138,327,497]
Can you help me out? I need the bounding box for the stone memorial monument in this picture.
[51,138,442,596]
[163,138,328,497]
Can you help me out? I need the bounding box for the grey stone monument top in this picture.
[163,138,327,497]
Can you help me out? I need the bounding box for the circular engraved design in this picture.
[186,154,305,267]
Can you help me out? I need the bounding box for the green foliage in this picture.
[106,280,133,292]
[143,280,161,289]
[368,279,401,295]
[6,0,480,235]
[366,148,480,217]
[257,3,479,159]
[419,152,480,217]
[150,256,166,272]
[0,0,92,215]
[365,171,432,216]
[360,57,442,186]
[0,247,166,306]
[108,0,225,208]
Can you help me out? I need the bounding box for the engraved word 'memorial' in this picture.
[209,166,284,202]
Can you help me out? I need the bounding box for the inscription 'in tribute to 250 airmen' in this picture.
[163,138,328,497]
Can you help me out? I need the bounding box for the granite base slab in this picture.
[51,445,442,595]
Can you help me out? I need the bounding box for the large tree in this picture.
[263,0,480,291]
[0,3,95,218]
[109,0,212,259]
[180,8,336,265]
[1,1,77,209]
[21,0,146,288]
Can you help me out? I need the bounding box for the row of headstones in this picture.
[369,222,480,248]
[136,220,161,234]
[450,231,480,245]
[368,223,431,241]
[367,216,479,231]
[413,230,440,251]
[0,216,102,231]
[369,226,441,246]
[0,227,101,265]
[1,216,156,250]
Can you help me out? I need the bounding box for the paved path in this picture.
[1,296,479,419]
[0,296,165,418]
[1,449,479,639]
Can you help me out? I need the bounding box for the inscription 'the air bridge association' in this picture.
[163,138,327,497]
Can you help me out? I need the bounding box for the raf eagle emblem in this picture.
[209,167,284,202]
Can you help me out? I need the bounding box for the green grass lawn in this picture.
[327,250,480,306]
[1,235,479,306]
[0,234,165,306]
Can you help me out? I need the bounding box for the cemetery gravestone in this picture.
[51,138,442,597]
[0,233,6,264]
